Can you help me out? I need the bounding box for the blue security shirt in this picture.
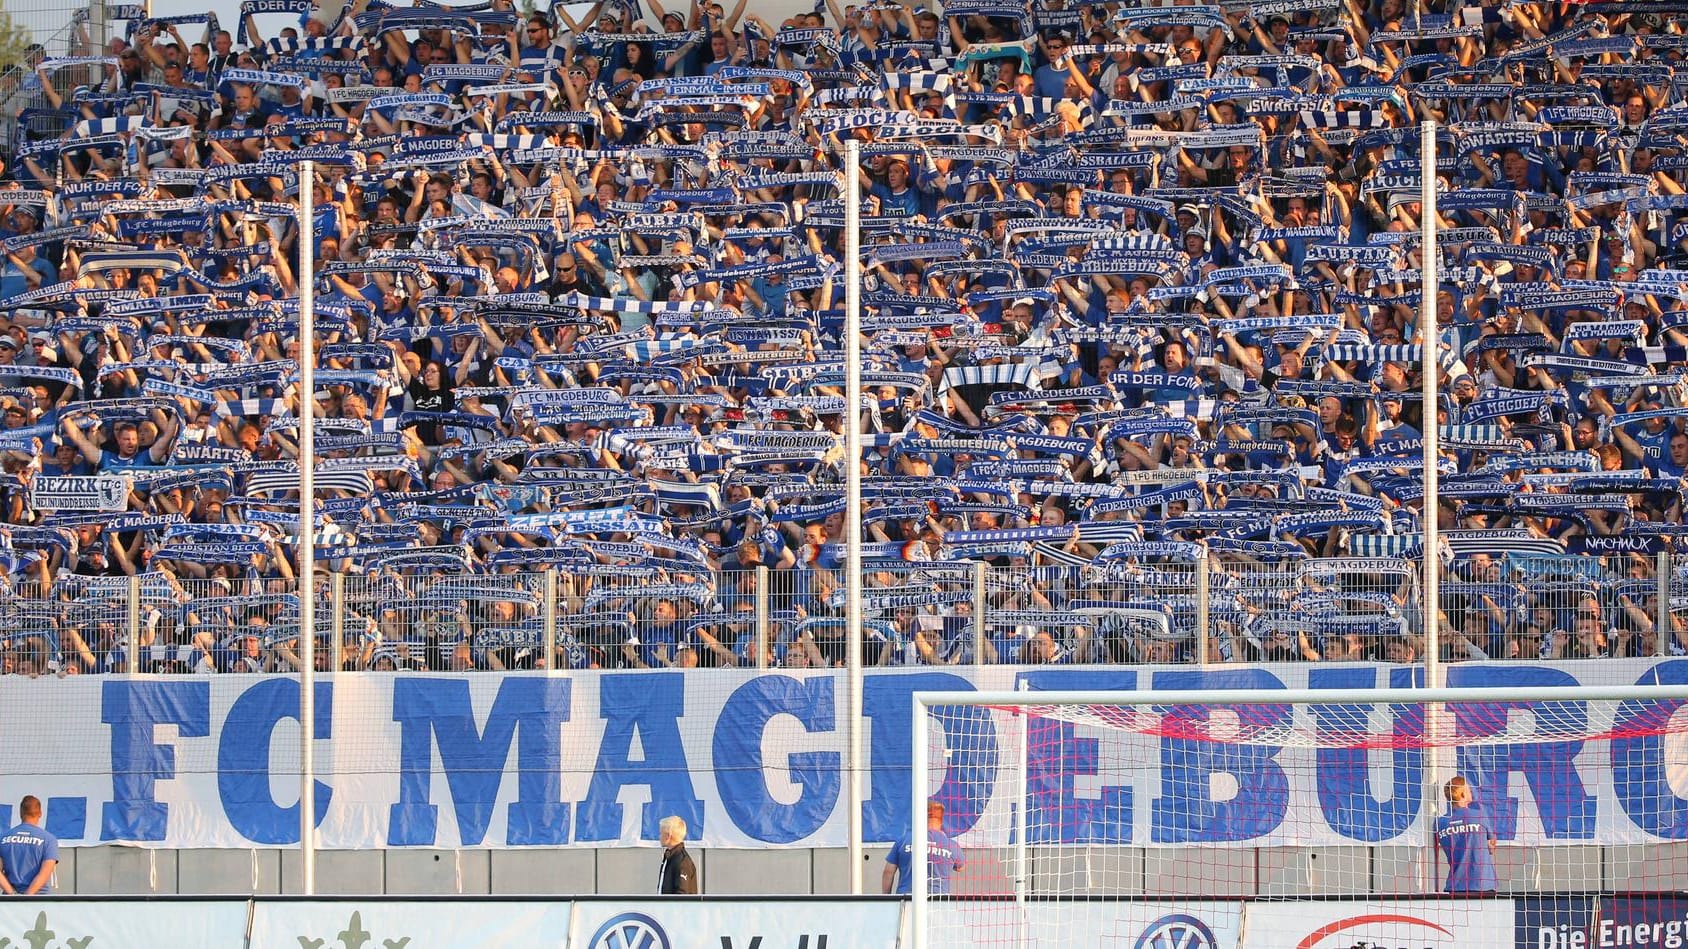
[1436,804,1497,893]
[887,827,965,894]
[0,823,58,892]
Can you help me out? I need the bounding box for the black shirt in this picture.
[657,843,697,894]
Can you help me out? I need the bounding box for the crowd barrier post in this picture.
[298,158,319,897]
[94,0,112,52]
[331,572,345,673]
[971,560,987,665]
[543,567,558,670]
[1196,554,1210,667]
[1659,551,1672,658]
[125,573,141,672]
[755,565,770,670]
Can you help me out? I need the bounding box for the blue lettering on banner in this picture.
[1309,666,1424,842]
[1445,665,1596,840]
[1151,669,1289,843]
[217,678,333,844]
[1612,660,1688,839]
[389,677,573,846]
[576,673,703,843]
[102,680,211,841]
[861,672,996,842]
[45,663,1688,849]
[1017,669,1139,843]
[714,675,839,844]
[45,797,86,840]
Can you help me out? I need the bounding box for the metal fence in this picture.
[0,0,109,149]
[0,552,1677,675]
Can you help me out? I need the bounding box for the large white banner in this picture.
[249,900,574,948]
[930,901,1245,949]
[569,900,902,949]
[0,900,248,948]
[1241,899,1516,948]
[0,898,899,948]
[4,660,1688,850]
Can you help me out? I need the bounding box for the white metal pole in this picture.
[1013,683,1030,942]
[1195,554,1210,666]
[1420,120,1442,691]
[755,565,770,670]
[330,570,344,673]
[542,567,557,669]
[911,697,930,949]
[1419,121,1444,894]
[298,159,318,897]
[1658,551,1672,659]
[845,138,866,895]
[125,573,140,672]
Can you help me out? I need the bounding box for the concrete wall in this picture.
[56,843,1688,895]
[64,847,881,895]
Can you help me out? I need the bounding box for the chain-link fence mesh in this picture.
[0,0,111,149]
[0,553,1670,675]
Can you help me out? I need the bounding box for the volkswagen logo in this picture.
[588,912,672,949]
[1135,913,1220,949]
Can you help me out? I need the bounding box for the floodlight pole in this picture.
[1420,119,1442,690]
[299,159,318,896]
[1418,122,1445,895]
[845,139,866,894]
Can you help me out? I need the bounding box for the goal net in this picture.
[909,684,1688,949]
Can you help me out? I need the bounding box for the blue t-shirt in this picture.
[100,448,155,471]
[0,823,58,893]
[887,827,965,894]
[636,621,683,667]
[40,456,93,477]
[1436,804,1497,893]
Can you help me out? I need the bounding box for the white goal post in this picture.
[910,684,1688,949]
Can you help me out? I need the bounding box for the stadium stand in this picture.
[0,0,1682,676]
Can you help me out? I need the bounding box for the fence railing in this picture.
[0,552,1676,675]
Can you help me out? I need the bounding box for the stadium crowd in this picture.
[0,0,1684,674]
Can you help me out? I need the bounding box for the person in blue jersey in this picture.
[883,800,965,895]
[1435,775,1497,895]
[0,797,58,895]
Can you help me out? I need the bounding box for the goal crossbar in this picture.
[914,684,1688,709]
[909,683,1688,949]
